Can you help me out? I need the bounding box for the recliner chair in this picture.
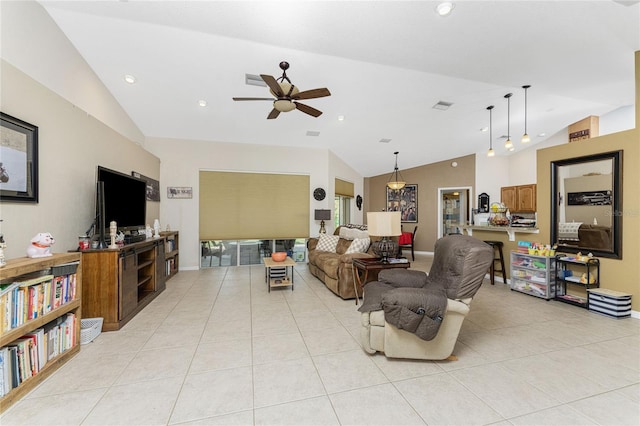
[359,234,493,360]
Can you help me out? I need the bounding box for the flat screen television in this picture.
[97,166,147,232]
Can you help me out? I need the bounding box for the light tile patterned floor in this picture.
[2,254,639,425]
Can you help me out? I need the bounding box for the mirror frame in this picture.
[551,150,622,259]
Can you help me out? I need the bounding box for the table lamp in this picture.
[367,211,401,263]
[314,209,332,234]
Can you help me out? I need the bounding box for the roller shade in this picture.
[199,171,310,240]
[335,178,354,197]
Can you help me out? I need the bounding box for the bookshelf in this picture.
[81,238,167,331]
[0,253,82,414]
[160,231,179,280]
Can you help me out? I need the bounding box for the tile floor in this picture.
[1,253,639,425]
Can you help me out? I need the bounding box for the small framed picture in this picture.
[387,184,418,222]
[0,112,39,203]
[167,186,192,199]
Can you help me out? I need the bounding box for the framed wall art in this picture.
[132,171,161,201]
[167,186,192,199]
[0,112,39,203]
[387,184,418,222]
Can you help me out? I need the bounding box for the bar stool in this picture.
[484,240,506,285]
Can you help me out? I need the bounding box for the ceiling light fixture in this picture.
[521,85,531,143]
[198,100,207,107]
[436,2,455,16]
[487,105,495,157]
[387,151,406,190]
[504,93,514,151]
[338,115,345,121]
[123,74,136,84]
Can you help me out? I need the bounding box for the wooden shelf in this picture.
[0,253,82,414]
[160,231,179,281]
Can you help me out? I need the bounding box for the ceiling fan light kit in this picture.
[233,61,331,119]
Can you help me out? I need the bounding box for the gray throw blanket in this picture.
[359,282,448,341]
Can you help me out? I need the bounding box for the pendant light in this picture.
[521,85,531,143]
[504,93,514,151]
[387,151,406,190]
[487,105,495,157]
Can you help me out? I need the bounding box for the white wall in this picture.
[145,138,362,269]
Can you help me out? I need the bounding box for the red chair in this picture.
[399,226,417,260]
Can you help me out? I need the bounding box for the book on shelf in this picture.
[0,313,77,392]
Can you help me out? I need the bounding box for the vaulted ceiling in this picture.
[37,0,639,176]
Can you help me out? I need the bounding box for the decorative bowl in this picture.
[271,252,287,262]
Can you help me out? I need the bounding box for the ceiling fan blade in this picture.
[292,88,331,100]
[261,74,284,97]
[232,97,275,101]
[267,108,281,119]
[294,102,322,117]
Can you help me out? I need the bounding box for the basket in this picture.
[80,317,103,345]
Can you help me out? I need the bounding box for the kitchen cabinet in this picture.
[501,184,536,212]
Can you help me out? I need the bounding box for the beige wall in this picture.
[0,61,160,258]
[535,53,640,311]
[365,154,475,251]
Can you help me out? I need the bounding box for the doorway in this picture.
[437,187,472,238]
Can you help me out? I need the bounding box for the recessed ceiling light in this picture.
[537,132,546,137]
[379,138,392,143]
[124,74,136,84]
[337,115,345,121]
[198,100,207,107]
[436,2,455,17]
[480,127,489,132]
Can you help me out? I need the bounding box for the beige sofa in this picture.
[307,226,376,299]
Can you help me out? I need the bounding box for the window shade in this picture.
[335,178,354,197]
[199,171,310,240]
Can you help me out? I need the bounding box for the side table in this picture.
[264,256,296,292]
[352,257,411,304]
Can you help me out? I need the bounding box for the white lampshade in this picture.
[367,212,401,236]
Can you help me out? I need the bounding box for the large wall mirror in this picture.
[551,150,622,259]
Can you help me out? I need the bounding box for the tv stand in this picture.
[81,238,167,331]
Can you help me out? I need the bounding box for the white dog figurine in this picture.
[26,232,55,258]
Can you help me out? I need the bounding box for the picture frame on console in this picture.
[387,184,418,223]
[0,112,38,203]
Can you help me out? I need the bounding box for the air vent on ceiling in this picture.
[306,131,320,137]
[433,101,453,110]
[245,74,267,87]
[379,138,392,143]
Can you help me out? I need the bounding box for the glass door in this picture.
[438,187,471,238]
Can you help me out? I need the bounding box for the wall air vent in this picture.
[433,101,453,110]
[379,138,392,143]
[245,74,267,87]
[306,131,320,137]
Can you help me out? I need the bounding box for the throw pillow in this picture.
[345,237,371,254]
[316,233,340,252]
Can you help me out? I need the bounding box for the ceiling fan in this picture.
[233,61,331,119]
